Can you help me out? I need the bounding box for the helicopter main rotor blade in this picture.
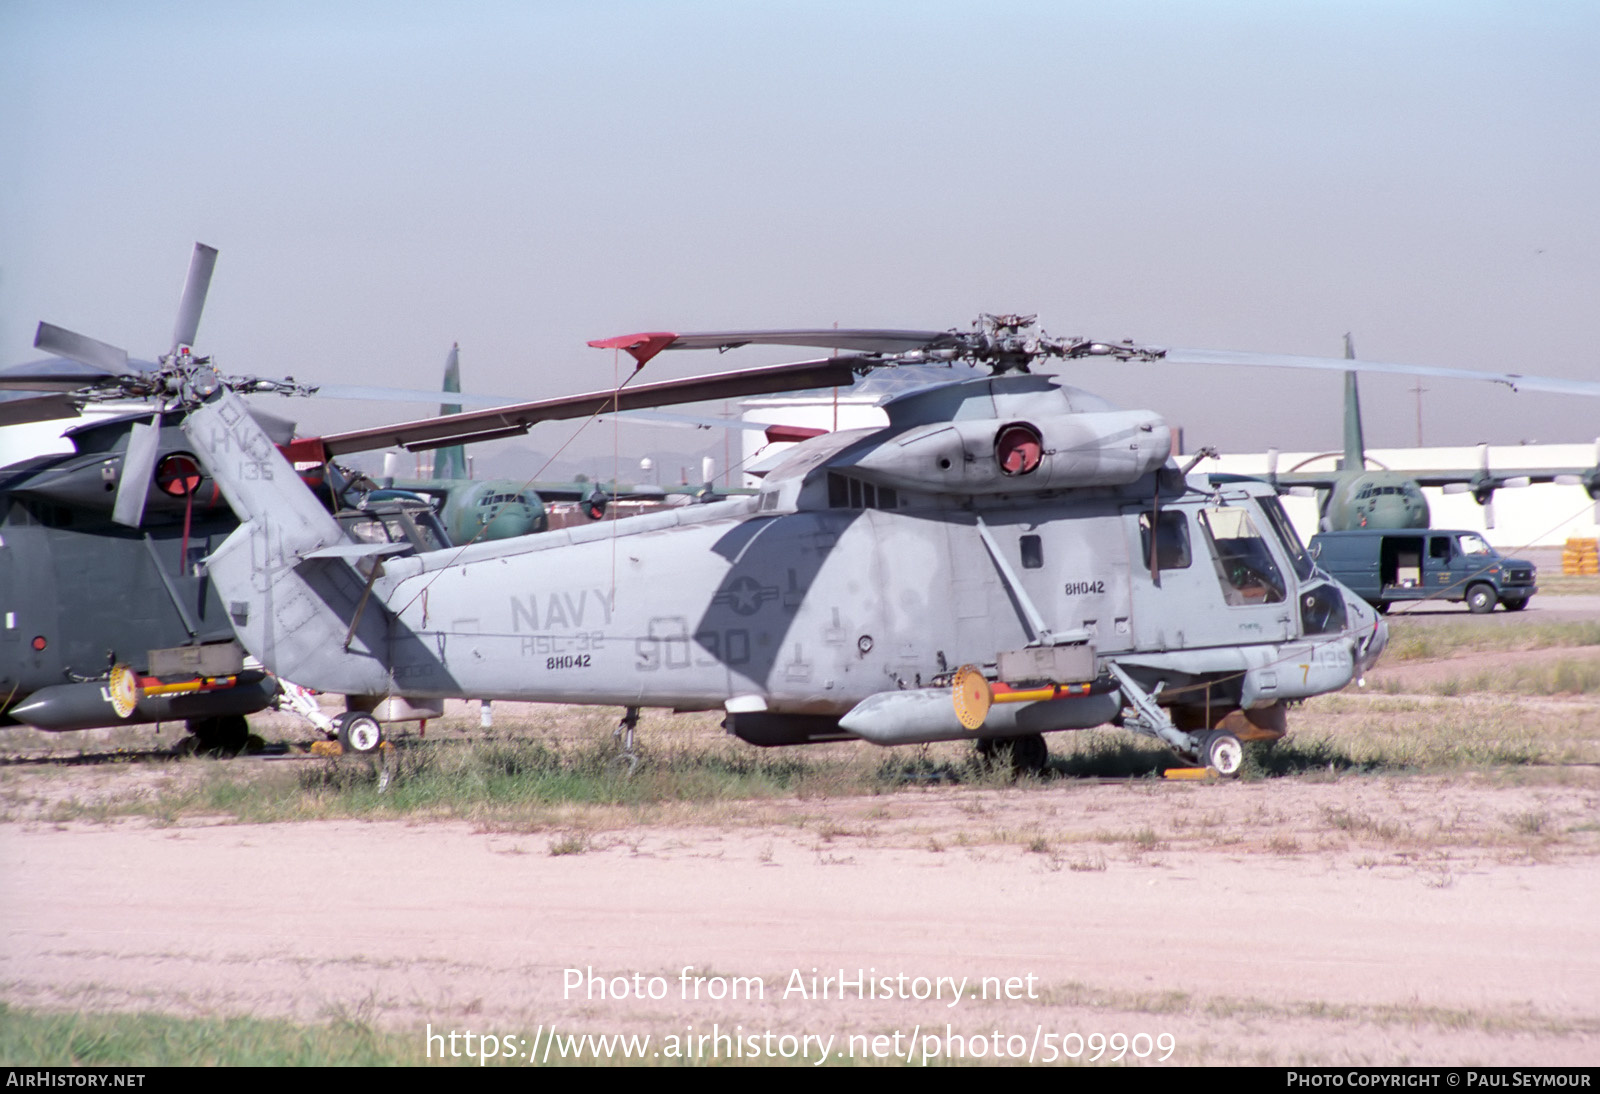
[315,355,862,458]
[0,369,515,409]
[0,393,82,427]
[1160,348,1600,400]
[33,323,133,375]
[591,329,958,366]
[0,357,138,392]
[170,243,218,354]
[111,415,161,528]
[660,329,956,353]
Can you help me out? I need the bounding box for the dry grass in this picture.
[1381,619,1600,662]
[1422,658,1600,697]
[1532,571,1600,597]
[5,613,1600,835]
[7,691,1597,833]
[1285,692,1600,768]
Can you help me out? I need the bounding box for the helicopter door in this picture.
[1124,505,1228,650]
[1122,503,1296,649]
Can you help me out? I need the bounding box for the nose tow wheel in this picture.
[1198,731,1243,777]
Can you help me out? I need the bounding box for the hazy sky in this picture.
[3,1,1596,468]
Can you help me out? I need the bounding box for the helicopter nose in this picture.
[1337,589,1387,677]
[1356,612,1389,675]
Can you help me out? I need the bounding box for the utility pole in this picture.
[1413,378,1426,447]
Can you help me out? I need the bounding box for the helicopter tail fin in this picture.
[432,342,469,480]
[1338,334,1366,473]
[181,386,394,694]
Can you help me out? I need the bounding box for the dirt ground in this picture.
[3,598,1600,1066]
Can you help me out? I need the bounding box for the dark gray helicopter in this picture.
[0,402,282,747]
[0,402,453,750]
[0,247,468,750]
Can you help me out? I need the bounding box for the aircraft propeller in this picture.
[1439,443,1532,530]
[1552,438,1600,524]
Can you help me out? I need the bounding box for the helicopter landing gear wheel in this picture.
[1466,583,1497,614]
[976,733,1049,777]
[1199,731,1243,777]
[1501,596,1528,612]
[334,712,383,755]
[611,706,640,776]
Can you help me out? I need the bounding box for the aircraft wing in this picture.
[387,476,669,503]
[1268,471,1341,491]
[525,481,668,502]
[378,479,461,503]
[1408,467,1595,489]
[1259,467,1597,491]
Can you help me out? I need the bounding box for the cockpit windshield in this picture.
[1199,505,1287,605]
[340,504,452,553]
[1259,496,1314,581]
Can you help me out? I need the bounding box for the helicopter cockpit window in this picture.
[1198,507,1286,605]
[1138,510,1191,571]
[1299,581,1348,636]
[341,505,451,553]
[347,518,392,545]
[1259,495,1314,581]
[406,509,450,552]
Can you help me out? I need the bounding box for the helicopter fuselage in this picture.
[190,370,1386,757]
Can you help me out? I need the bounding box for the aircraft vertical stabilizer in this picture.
[432,343,468,480]
[183,385,395,695]
[1338,334,1365,473]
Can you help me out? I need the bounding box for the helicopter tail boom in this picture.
[182,382,396,694]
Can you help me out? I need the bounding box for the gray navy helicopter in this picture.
[18,244,1600,774]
